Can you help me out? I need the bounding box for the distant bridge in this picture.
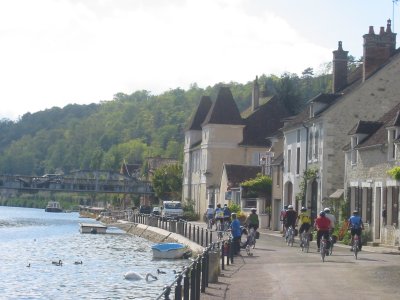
[0,170,153,195]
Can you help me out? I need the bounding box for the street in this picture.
[202,230,400,300]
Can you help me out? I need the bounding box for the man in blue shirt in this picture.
[348,210,364,251]
[230,213,241,255]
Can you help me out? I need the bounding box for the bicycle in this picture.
[245,227,256,256]
[300,230,310,253]
[352,234,360,260]
[216,220,224,240]
[320,235,329,262]
[207,216,214,229]
[328,232,335,255]
[286,226,295,247]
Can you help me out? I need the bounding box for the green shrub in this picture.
[183,211,199,221]
[387,166,400,180]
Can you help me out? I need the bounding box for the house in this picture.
[344,102,400,246]
[183,79,291,215]
[281,20,399,222]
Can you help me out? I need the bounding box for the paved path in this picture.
[194,223,400,300]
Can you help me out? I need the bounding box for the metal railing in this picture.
[127,213,234,299]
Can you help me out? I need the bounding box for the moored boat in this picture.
[151,242,189,259]
[79,222,108,234]
[45,201,63,213]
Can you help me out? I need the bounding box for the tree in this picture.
[152,164,183,200]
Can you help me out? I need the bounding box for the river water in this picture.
[0,206,188,300]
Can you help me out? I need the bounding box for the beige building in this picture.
[183,81,291,215]
[345,102,400,246]
[281,20,400,222]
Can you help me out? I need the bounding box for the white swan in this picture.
[124,271,158,281]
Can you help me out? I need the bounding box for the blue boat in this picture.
[151,242,188,259]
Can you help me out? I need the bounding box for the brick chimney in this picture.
[252,76,260,111]
[332,41,348,93]
[363,19,397,81]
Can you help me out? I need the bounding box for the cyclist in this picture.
[230,213,241,255]
[205,205,215,229]
[283,205,297,240]
[347,210,364,251]
[223,204,231,229]
[245,208,259,231]
[296,207,311,246]
[324,207,336,231]
[214,204,224,230]
[314,211,331,253]
[280,205,288,236]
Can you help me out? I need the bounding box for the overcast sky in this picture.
[0,0,397,120]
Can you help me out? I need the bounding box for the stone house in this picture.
[182,79,291,215]
[344,102,400,246]
[281,20,399,222]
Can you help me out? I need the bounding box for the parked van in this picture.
[161,201,184,220]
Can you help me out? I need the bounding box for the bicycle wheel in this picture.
[305,236,309,253]
[354,241,358,260]
[321,243,326,262]
[329,240,334,255]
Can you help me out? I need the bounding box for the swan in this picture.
[124,271,158,281]
[52,260,62,266]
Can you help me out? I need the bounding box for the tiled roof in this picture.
[348,120,383,135]
[241,96,291,147]
[202,87,245,126]
[224,164,262,188]
[356,102,400,149]
[186,96,212,130]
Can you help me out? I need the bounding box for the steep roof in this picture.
[355,102,400,149]
[241,96,291,147]
[348,120,383,135]
[224,164,262,188]
[186,96,212,130]
[202,87,244,126]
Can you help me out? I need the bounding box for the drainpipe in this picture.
[302,122,309,208]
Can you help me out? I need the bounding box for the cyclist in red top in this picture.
[314,211,331,252]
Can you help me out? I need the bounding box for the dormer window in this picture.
[351,136,358,165]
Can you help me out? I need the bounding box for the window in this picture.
[351,136,358,165]
[308,131,313,160]
[296,147,301,175]
[276,165,280,186]
[388,129,396,160]
[314,129,319,160]
[287,149,292,172]
[392,186,399,226]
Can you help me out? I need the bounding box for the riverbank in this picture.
[113,220,205,255]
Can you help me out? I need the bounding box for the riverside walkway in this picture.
[194,222,400,300]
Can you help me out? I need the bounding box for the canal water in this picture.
[0,206,188,299]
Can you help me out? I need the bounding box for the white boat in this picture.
[45,201,63,213]
[151,243,189,259]
[79,223,107,234]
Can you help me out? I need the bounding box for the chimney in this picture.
[363,19,397,81]
[252,76,260,111]
[332,41,348,93]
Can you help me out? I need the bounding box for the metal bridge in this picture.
[0,170,153,195]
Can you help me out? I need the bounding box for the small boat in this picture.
[45,201,63,213]
[151,243,188,259]
[79,223,107,234]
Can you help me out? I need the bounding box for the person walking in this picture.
[230,213,241,255]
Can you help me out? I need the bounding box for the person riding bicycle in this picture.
[280,205,288,236]
[324,207,336,232]
[283,205,297,240]
[314,211,331,253]
[296,207,311,246]
[245,208,259,231]
[223,204,231,227]
[347,210,364,251]
[205,205,215,228]
[214,204,224,230]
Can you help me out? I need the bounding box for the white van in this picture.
[161,201,184,220]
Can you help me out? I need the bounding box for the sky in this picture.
[0,0,397,121]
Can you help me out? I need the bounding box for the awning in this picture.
[329,189,344,199]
